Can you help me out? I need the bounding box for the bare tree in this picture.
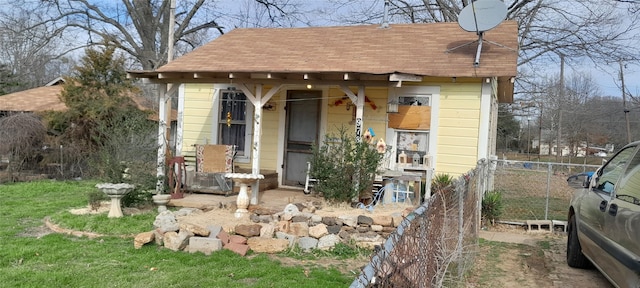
[324,1,640,76]
[0,8,76,92]
[23,0,307,70]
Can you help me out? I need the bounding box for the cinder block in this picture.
[552,220,568,233]
[525,220,552,232]
[188,237,223,255]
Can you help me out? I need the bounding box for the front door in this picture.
[283,90,321,186]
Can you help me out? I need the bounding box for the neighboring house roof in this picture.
[0,79,177,121]
[129,21,518,102]
[0,84,67,112]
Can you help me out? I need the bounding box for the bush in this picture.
[482,190,504,225]
[310,126,385,203]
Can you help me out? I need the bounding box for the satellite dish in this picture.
[458,0,507,33]
[447,0,512,67]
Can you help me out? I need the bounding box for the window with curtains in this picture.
[218,88,251,158]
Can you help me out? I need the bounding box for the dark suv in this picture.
[567,141,640,287]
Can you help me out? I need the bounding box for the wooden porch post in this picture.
[339,85,365,142]
[238,83,282,204]
[155,84,179,194]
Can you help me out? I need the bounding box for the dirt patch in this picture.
[469,231,613,288]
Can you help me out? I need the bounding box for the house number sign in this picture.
[355,117,363,142]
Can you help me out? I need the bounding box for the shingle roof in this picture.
[0,85,66,112]
[0,84,177,121]
[156,21,518,78]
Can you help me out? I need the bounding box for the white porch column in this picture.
[238,83,282,204]
[340,85,365,142]
[156,84,179,194]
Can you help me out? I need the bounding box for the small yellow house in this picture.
[129,21,518,197]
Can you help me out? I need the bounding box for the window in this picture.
[398,95,430,106]
[396,130,429,166]
[594,146,636,194]
[217,88,252,161]
[615,147,640,204]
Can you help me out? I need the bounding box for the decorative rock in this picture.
[275,231,297,248]
[225,242,250,256]
[247,237,289,253]
[351,232,385,243]
[207,225,223,238]
[291,215,309,223]
[235,224,262,237]
[327,225,342,235]
[229,235,248,244]
[174,207,203,217]
[339,215,358,227]
[371,215,393,227]
[260,224,275,238]
[217,230,231,245]
[294,203,305,211]
[134,231,154,249]
[341,226,356,232]
[357,215,374,225]
[322,217,338,226]
[289,222,309,237]
[250,214,261,223]
[257,215,273,223]
[281,213,293,221]
[317,234,342,250]
[283,203,299,214]
[277,221,290,233]
[310,214,323,224]
[188,237,222,255]
[153,211,179,233]
[371,225,383,232]
[180,222,210,237]
[338,230,351,240]
[356,226,371,233]
[253,208,278,215]
[309,223,328,239]
[164,231,191,251]
[298,236,319,252]
[153,229,164,246]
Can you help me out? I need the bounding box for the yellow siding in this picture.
[325,87,387,142]
[436,83,482,176]
[256,91,281,170]
[181,84,216,164]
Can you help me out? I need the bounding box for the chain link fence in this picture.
[492,159,601,222]
[351,161,487,287]
[350,157,604,287]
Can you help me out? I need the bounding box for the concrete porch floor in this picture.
[167,187,415,217]
[168,188,322,211]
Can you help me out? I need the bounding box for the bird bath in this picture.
[96,183,135,218]
[152,194,172,212]
[224,173,264,218]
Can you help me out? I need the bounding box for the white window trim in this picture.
[211,84,253,163]
[386,86,440,170]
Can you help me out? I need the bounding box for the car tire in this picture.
[567,214,590,268]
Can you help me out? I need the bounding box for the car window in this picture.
[594,146,637,194]
[615,150,640,205]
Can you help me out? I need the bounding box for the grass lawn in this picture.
[0,180,357,287]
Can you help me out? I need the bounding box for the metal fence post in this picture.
[545,163,552,220]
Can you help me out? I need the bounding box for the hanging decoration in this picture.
[226,111,232,127]
[330,96,377,110]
